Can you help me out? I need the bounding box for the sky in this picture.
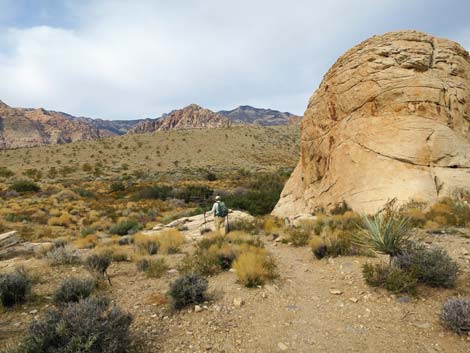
[0,0,469,120]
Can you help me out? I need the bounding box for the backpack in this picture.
[215,202,228,217]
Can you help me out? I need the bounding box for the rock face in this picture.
[218,105,301,126]
[273,30,470,216]
[129,104,231,134]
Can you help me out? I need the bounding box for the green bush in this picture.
[393,244,459,288]
[73,188,97,199]
[174,185,213,203]
[0,269,32,307]
[136,258,168,278]
[110,181,126,192]
[362,263,417,295]
[9,180,40,193]
[178,251,222,276]
[53,277,95,304]
[9,297,132,353]
[80,227,96,237]
[109,220,142,235]
[133,185,173,200]
[441,298,470,335]
[168,274,208,310]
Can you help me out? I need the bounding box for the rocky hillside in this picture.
[129,104,232,134]
[0,101,103,149]
[66,115,144,136]
[218,105,301,126]
[274,30,470,216]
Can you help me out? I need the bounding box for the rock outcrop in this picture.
[129,104,232,134]
[273,30,470,216]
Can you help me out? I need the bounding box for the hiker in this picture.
[207,195,228,234]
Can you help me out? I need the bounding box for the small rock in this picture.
[396,296,410,304]
[167,269,178,274]
[329,289,343,295]
[233,298,244,308]
[278,342,288,351]
[194,305,202,312]
[348,297,359,303]
[29,309,38,314]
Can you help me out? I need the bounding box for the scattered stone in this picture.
[29,309,38,314]
[348,297,359,303]
[233,298,244,308]
[278,342,288,351]
[329,289,343,295]
[397,296,411,304]
[194,305,202,312]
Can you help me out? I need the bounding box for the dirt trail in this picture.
[1,233,469,353]
[142,238,470,353]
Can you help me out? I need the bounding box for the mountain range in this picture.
[0,100,300,149]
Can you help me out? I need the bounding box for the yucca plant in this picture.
[355,212,411,263]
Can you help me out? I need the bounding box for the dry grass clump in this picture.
[53,277,95,304]
[168,274,208,310]
[134,234,160,255]
[136,257,168,278]
[233,246,278,287]
[46,244,82,266]
[73,234,99,249]
[154,229,186,254]
[47,213,74,227]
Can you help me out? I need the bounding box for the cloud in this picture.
[0,0,469,119]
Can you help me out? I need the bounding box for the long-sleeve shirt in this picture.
[209,201,220,216]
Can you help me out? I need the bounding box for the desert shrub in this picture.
[154,229,186,254]
[310,236,327,259]
[9,297,132,353]
[233,247,278,287]
[53,277,95,304]
[356,213,410,259]
[0,269,32,307]
[328,211,362,232]
[425,197,470,228]
[73,234,99,249]
[46,245,81,266]
[168,274,208,310]
[261,216,283,235]
[286,227,310,246]
[9,180,40,193]
[80,226,96,237]
[108,247,132,262]
[109,220,142,235]
[134,185,173,200]
[362,263,417,295]
[73,188,97,199]
[206,172,217,181]
[179,250,222,276]
[85,253,112,280]
[134,234,160,255]
[174,185,213,203]
[393,244,459,288]
[440,298,470,335]
[330,201,352,215]
[4,213,31,223]
[228,218,259,234]
[110,181,126,192]
[0,166,14,178]
[136,258,168,278]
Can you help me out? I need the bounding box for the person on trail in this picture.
[208,195,228,234]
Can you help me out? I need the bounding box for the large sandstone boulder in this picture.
[273,30,470,216]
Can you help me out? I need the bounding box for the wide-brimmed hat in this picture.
[215,195,221,201]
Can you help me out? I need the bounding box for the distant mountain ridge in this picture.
[128,104,231,134]
[0,100,300,149]
[218,105,301,126]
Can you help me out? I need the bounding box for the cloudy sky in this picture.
[0,0,469,119]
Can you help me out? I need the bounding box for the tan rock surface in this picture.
[273,30,470,216]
